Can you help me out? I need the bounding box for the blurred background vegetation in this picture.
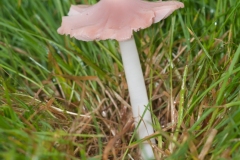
[0,0,240,159]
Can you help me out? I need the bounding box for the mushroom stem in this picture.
[119,37,155,159]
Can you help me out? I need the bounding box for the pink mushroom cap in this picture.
[57,0,184,41]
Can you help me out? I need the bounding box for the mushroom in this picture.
[57,0,184,159]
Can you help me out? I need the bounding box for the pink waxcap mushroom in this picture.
[57,0,184,41]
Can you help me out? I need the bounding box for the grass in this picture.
[0,0,240,159]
